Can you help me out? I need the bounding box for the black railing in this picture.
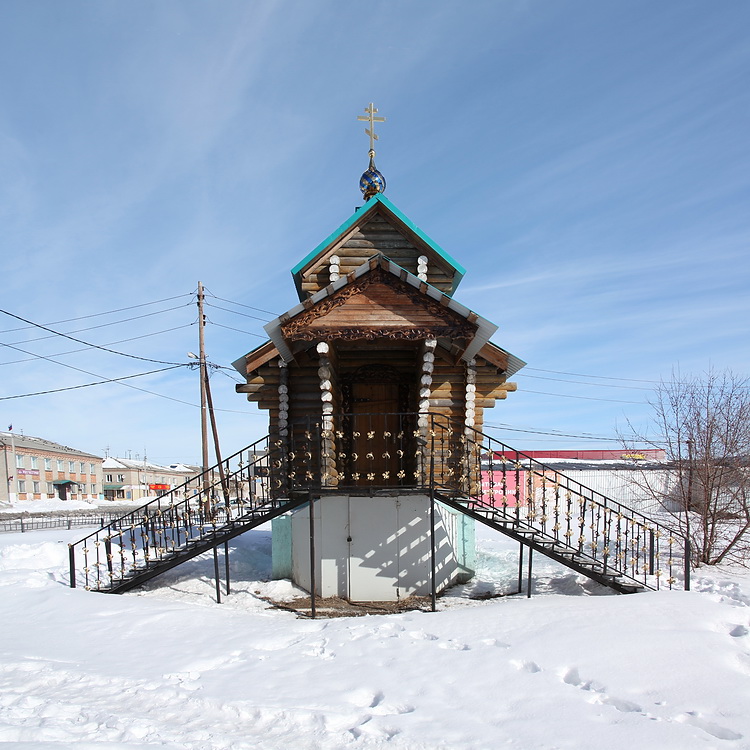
[68,412,691,594]
[68,434,284,591]
[428,415,691,591]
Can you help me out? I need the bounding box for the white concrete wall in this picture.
[288,494,463,602]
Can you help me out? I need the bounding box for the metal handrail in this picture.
[68,412,691,593]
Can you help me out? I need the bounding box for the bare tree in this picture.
[626,369,750,566]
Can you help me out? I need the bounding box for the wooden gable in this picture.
[280,264,476,343]
[293,195,465,300]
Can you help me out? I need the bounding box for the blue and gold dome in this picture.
[360,150,386,200]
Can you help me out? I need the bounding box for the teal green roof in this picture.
[291,193,466,300]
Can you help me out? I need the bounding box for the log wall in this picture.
[300,212,456,297]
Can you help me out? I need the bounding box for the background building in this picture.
[481,448,675,515]
[0,431,103,505]
[102,457,201,502]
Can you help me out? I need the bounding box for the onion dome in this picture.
[360,149,386,200]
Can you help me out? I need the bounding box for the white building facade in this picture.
[1,432,103,504]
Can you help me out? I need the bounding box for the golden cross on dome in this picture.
[357,103,386,153]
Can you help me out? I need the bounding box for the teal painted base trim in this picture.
[438,501,475,584]
[456,511,476,583]
[271,514,293,580]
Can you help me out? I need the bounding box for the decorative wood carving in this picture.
[280,266,476,342]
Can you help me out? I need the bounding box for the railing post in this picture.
[430,482,437,613]
[517,541,524,594]
[105,538,113,575]
[213,546,222,604]
[68,544,76,589]
[526,546,533,598]
[224,540,231,596]
[309,490,316,619]
[684,537,691,591]
[649,529,655,576]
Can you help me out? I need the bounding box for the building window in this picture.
[91,484,97,494]
[117,474,125,482]
[57,459,64,471]
[79,462,86,473]
[17,480,25,493]
[31,457,38,469]
[116,489,125,499]
[68,461,75,472]
[90,463,96,474]
[45,458,52,470]
[33,481,40,493]
[47,482,54,493]
[105,474,113,482]
[15,454,24,469]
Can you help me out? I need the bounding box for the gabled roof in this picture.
[266,254,517,367]
[291,194,466,300]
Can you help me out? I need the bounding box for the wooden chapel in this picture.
[233,106,525,601]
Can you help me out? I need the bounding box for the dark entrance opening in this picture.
[341,363,415,487]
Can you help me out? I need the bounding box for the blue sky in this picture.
[1,1,748,464]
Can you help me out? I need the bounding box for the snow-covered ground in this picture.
[1,522,749,749]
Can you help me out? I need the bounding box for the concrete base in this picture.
[272,494,475,602]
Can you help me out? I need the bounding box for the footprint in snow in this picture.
[438,639,470,651]
[408,630,438,641]
[561,667,643,713]
[479,638,510,648]
[677,711,743,741]
[345,688,414,716]
[511,659,541,673]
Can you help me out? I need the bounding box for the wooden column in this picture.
[276,360,290,495]
[316,342,337,488]
[417,338,437,483]
[463,358,478,495]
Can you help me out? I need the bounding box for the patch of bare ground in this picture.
[263,594,432,618]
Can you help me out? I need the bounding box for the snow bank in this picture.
[0,525,748,749]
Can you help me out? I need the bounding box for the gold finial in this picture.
[357,103,386,154]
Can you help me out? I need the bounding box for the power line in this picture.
[207,321,267,339]
[520,388,645,405]
[202,290,278,318]
[524,366,750,389]
[0,338,197,407]
[0,293,193,334]
[1,335,255,414]
[214,367,245,384]
[483,423,623,442]
[0,323,195,367]
[4,305,192,347]
[519,373,651,391]
[525,367,661,384]
[0,365,184,401]
[0,307,185,366]
[204,301,273,323]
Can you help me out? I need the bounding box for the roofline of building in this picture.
[290,194,466,299]
[0,432,102,460]
[268,253,504,366]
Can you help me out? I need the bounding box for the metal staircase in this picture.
[68,435,308,593]
[69,416,690,595]
[428,417,690,594]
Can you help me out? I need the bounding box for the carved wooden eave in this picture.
[264,254,504,364]
[232,339,279,378]
[280,265,475,343]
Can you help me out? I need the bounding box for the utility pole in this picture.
[197,282,210,504]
